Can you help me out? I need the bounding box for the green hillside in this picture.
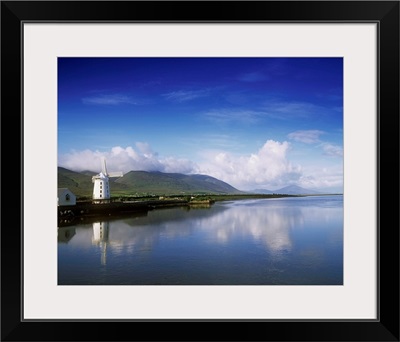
[57,167,129,198]
[58,167,243,198]
[115,171,243,195]
[57,167,93,197]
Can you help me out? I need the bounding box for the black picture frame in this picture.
[1,1,399,341]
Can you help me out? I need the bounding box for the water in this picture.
[58,195,343,285]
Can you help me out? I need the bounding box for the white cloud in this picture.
[58,149,105,172]
[162,89,209,102]
[135,142,156,158]
[58,146,198,175]
[264,101,321,119]
[204,109,264,124]
[162,157,198,174]
[197,140,302,190]
[322,143,343,157]
[297,165,343,192]
[82,94,136,105]
[288,130,325,144]
[59,140,343,192]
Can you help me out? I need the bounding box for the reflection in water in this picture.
[92,222,109,265]
[57,227,76,243]
[82,203,311,254]
[198,205,302,252]
[58,196,343,285]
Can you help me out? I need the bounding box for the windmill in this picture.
[92,157,123,203]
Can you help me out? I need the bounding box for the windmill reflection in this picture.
[92,221,109,265]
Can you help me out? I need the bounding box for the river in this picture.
[58,195,343,285]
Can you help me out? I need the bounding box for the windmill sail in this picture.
[101,157,108,175]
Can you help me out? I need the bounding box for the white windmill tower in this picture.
[92,157,123,203]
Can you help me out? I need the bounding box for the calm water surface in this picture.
[58,196,343,285]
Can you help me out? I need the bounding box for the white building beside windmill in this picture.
[92,157,123,203]
[58,188,76,206]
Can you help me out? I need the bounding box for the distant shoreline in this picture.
[199,193,342,202]
[57,194,342,225]
[74,192,342,203]
[58,193,342,228]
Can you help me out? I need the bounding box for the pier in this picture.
[58,198,214,227]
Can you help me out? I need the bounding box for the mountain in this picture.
[273,185,321,195]
[57,167,93,197]
[58,167,243,198]
[251,188,274,194]
[251,185,321,195]
[80,170,97,176]
[114,171,243,195]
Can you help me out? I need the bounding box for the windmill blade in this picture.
[108,171,123,178]
[101,157,108,175]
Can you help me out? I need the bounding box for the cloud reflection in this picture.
[82,202,305,257]
[64,199,342,266]
[197,203,303,252]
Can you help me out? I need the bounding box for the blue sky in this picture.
[58,57,343,192]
